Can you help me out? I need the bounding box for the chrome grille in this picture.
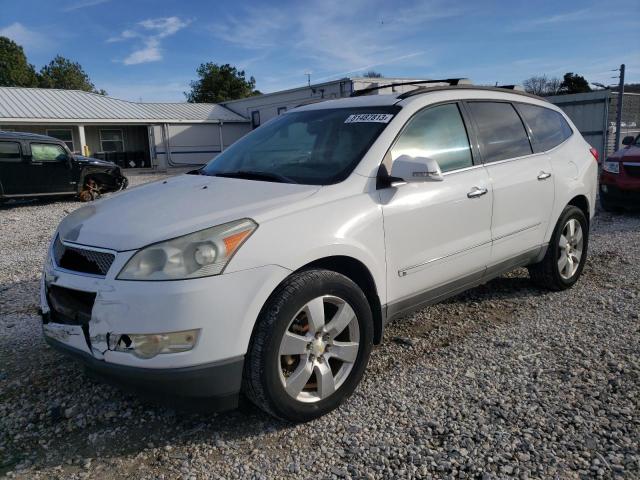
[53,236,115,276]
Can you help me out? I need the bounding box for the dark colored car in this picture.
[600,134,640,210]
[0,131,127,203]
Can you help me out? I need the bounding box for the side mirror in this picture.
[622,136,635,146]
[389,155,444,183]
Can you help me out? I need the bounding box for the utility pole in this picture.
[614,64,625,150]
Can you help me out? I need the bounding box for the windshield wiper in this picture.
[213,170,297,184]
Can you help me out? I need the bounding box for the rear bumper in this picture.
[45,335,244,411]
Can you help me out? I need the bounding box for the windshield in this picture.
[201,106,399,185]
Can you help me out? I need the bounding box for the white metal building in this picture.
[0,78,467,169]
[222,77,436,127]
[0,87,250,169]
[548,90,640,157]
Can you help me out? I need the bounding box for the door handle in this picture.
[537,171,552,180]
[467,186,488,198]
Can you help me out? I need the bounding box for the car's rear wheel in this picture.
[243,269,373,422]
[528,205,589,291]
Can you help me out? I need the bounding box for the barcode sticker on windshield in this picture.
[344,113,394,124]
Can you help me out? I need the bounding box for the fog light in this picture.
[109,329,200,359]
[601,185,608,193]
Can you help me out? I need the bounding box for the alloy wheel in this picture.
[278,295,360,403]
[558,218,583,280]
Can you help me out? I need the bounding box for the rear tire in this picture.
[528,206,588,291]
[243,269,373,422]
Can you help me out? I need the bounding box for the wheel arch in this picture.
[285,256,385,345]
[567,194,590,223]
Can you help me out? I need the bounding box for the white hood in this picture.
[58,174,320,251]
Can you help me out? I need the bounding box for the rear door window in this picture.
[517,103,572,152]
[31,143,68,162]
[0,141,22,162]
[390,103,473,173]
[466,102,533,162]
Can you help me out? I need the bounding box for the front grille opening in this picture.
[46,285,96,326]
[54,236,115,276]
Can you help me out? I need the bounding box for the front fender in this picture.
[227,192,387,305]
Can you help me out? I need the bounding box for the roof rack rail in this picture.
[396,84,546,102]
[495,84,524,91]
[351,78,471,97]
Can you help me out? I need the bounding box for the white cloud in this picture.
[111,16,191,65]
[124,38,162,65]
[0,22,47,50]
[63,0,109,12]
[209,0,462,86]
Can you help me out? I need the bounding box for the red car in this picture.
[600,134,640,210]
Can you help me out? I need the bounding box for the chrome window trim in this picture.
[441,163,485,176]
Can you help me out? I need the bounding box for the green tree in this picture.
[0,36,38,87]
[38,55,100,92]
[559,72,591,94]
[185,63,260,103]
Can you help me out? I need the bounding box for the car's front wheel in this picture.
[243,269,373,422]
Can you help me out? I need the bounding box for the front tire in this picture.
[528,205,589,291]
[243,269,373,422]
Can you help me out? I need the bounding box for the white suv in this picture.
[41,84,598,422]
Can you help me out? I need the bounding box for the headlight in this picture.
[603,161,620,174]
[117,218,257,280]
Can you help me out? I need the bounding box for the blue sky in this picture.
[1,0,638,102]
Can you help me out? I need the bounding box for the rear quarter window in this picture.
[0,141,22,162]
[466,102,533,163]
[517,103,573,152]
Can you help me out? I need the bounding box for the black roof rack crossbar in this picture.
[394,84,546,102]
[351,78,468,97]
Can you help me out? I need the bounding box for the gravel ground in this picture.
[1,173,638,479]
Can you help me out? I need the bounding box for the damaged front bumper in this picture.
[40,243,291,410]
[43,334,243,410]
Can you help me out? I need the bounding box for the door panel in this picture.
[464,101,554,264]
[381,167,492,307]
[0,141,27,195]
[484,154,554,261]
[381,102,493,309]
[29,143,74,193]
